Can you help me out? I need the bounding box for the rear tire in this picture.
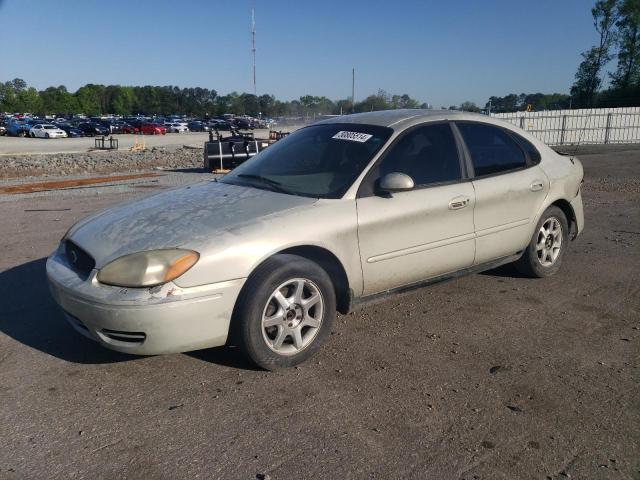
[231,254,336,370]
[515,206,569,278]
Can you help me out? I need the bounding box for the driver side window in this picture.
[378,123,462,187]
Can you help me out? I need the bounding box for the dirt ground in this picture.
[0,147,638,479]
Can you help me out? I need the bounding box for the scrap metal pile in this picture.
[203,128,289,173]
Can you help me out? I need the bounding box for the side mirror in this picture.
[378,172,415,194]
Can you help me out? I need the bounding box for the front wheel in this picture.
[231,254,336,370]
[515,206,569,278]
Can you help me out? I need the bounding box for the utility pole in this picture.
[251,6,257,97]
[351,68,355,113]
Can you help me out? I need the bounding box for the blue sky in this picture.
[0,0,599,107]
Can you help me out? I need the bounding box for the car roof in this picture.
[315,109,498,131]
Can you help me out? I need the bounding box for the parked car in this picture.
[208,119,232,131]
[234,117,254,129]
[29,124,68,138]
[187,120,209,132]
[56,123,84,137]
[6,119,36,137]
[46,110,584,370]
[140,123,166,135]
[108,122,132,134]
[164,122,189,133]
[119,123,140,134]
[76,122,110,136]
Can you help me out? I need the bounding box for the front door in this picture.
[356,122,476,296]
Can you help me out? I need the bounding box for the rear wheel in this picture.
[231,254,336,370]
[515,206,568,278]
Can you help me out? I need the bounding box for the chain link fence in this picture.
[490,106,640,146]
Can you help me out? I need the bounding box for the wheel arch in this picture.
[239,245,352,315]
[549,198,577,239]
[276,245,352,314]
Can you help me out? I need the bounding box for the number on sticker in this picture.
[332,131,373,143]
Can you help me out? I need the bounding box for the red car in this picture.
[141,123,166,135]
[120,124,140,134]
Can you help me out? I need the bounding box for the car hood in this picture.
[67,181,317,267]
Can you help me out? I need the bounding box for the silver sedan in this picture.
[47,110,584,369]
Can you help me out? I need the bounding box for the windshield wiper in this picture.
[236,174,290,194]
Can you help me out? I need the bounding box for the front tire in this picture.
[515,206,569,278]
[231,254,336,370]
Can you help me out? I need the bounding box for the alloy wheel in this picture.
[261,278,324,355]
[536,217,563,266]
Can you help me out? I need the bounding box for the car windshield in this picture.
[221,123,392,199]
[43,125,56,129]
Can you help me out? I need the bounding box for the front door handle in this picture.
[449,196,470,210]
[530,180,544,192]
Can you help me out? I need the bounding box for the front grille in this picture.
[64,240,95,279]
[101,328,146,344]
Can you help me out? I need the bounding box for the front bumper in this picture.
[46,247,245,355]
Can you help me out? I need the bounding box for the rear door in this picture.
[454,122,549,265]
[356,122,476,295]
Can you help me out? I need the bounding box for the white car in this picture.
[47,110,584,370]
[29,124,68,139]
[164,122,189,133]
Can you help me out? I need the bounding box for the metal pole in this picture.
[560,115,567,145]
[251,7,257,96]
[604,112,612,144]
[351,68,355,113]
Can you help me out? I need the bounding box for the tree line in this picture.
[567,0,640,109]
[0,80,430,118]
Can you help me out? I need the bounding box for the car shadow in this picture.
[0,257,261,370]
[479,263,530,279]
[0,257,136,364]
[186,346,262,371]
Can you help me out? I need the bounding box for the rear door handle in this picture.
[530,180,544,192]
[448,196,470,210]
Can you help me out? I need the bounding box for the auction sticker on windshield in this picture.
[332,131,373,142]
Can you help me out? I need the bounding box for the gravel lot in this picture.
[0,147,638,479]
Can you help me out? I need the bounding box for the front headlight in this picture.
[97,249,199,287]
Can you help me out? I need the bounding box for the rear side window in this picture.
[457,123,527,176]
[514,134,541,164]
[378,123,461,186]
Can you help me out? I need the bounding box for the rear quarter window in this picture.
[457,122,527,176]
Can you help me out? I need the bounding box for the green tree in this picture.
[0,81,17,111]
[39,86,78,114]
[16,87,42,113]
[75,84,105,115]
[610,0,640,88]
[571,0,619,106]
[459,101,481,112]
